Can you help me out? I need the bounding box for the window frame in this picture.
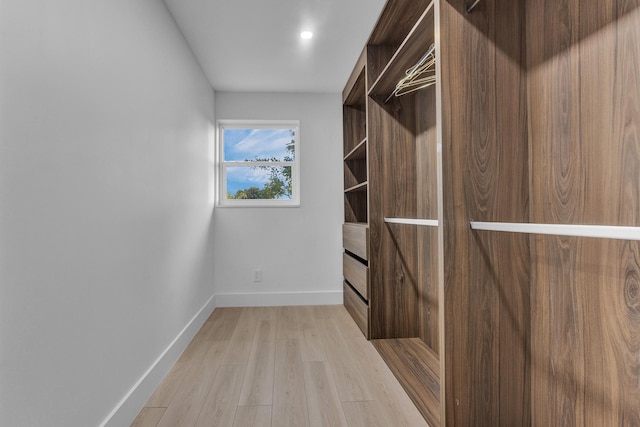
[217,119,301,207]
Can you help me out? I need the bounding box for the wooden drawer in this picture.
[343,253,368,300]
[343,281,369,338]
[342,223,369,260]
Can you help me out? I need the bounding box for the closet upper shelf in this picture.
[343,49,366,106]
[368,2,435,97]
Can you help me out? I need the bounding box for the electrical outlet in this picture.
[254,269,262,282]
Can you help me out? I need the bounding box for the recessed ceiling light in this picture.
[300,31,313,40]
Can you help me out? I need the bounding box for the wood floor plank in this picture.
[136,306,432,427]
[145,337,210,407]
[349,338,428,427]
[303,361,349,427]
[315,316,372,401]
[273,338,309,427]
[130,407,166,427]
[328,305,364,339]
[372,338,440,427]
[294,306,327,362]
[276,306,299,341]
[341,401,387,427]
[157,340,228,427]
[205,307,243,341]
[221,308,259,366]
[232,406,272,427]
[238,316,276,406]
[194,364,245,427]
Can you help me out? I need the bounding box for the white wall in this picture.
[0,1,215,426]
[214,92,343,306]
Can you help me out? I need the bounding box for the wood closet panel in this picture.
[416,86,440,351]
[527,0,640,425]
[439,0,530,425]
[367,87,438,344]
[368,94,421,339]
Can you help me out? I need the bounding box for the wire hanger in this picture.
[384,43,436,103]
[466,0,482,13]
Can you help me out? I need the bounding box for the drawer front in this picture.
[342,223,369,260]
[343,253,368,300]
[343,281,369,338]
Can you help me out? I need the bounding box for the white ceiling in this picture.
[164,0,386,93]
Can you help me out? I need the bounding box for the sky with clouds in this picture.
[224,128,295,161]
[223,128,295,197]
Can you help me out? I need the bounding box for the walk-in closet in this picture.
[341,0,640,425]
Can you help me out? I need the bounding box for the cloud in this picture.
[226,165,280,185]
[225,128,293,160]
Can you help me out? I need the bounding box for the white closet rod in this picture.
[385,218,439,227]
[466,0,482,13]
[470,221,640,241]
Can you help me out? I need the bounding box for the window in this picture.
[218,120,300,207]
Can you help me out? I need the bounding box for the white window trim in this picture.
[217,119,300,207]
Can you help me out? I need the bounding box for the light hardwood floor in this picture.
[131,306,429,427]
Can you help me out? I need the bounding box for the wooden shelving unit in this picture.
[344,137,367,161]
[343,0,640,426]
[368,3,435,97]
[342,49,371,337]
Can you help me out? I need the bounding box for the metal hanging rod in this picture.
[385,218,439,227]
[470,221,640,241]
[466,0,482,13]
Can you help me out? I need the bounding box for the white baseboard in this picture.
[100,294,217,427]
[215,290,343,307]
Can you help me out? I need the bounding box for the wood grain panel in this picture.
[343,105,366,155]
[343,223,369,260]
[368,94,420,340]
[343,50,366,104]
[439,0,530,426]
[343,253,369,299]
[415,86,440,353]
[344,192,368,224]
[344,157,368,189]
[527,0,640,425]
[369,4,436,96]
[343,281,369,338]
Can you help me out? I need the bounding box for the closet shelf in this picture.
[344,68,367,106]
[470,221,640,241]
[345,182,368,193]
[368,2,435,97]
[344,137,367,161]
[385,217,438,226]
